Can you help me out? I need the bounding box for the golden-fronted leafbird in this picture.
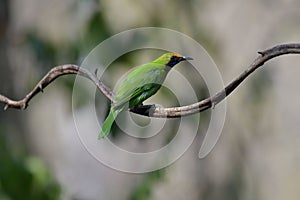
[99,52,192,139]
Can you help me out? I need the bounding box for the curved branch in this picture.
[1,43,300,118]
[0,64,114,110]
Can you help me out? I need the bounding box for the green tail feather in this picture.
[98,108,122,139]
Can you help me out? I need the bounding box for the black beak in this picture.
[182,56,193,61]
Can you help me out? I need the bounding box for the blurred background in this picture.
[1,0,300,199]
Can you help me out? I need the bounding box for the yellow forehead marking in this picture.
[172,53,182,57]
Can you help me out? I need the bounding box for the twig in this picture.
[0,64,113,110]
[1,43,300,118]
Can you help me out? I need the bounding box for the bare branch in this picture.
[0,64,114,110]
[1,43,300,118]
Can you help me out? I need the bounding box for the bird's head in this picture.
[153,52,193,67]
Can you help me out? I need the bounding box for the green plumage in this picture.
[100,109,122,139]
[98,52,192,139]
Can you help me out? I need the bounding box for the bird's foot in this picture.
[130,104,156,116]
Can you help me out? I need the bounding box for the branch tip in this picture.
[38,85,44,92]
[94,69,98,76]
[211,101,216,109]
[257,51,264,55]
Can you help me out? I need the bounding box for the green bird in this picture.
[99,52,192,139]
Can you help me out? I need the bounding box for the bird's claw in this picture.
[130,104,156,116]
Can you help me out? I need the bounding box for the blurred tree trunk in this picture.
[0,0,11,89]
[0,0,25,146]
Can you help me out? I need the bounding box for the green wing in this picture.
[113,62,167,109]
